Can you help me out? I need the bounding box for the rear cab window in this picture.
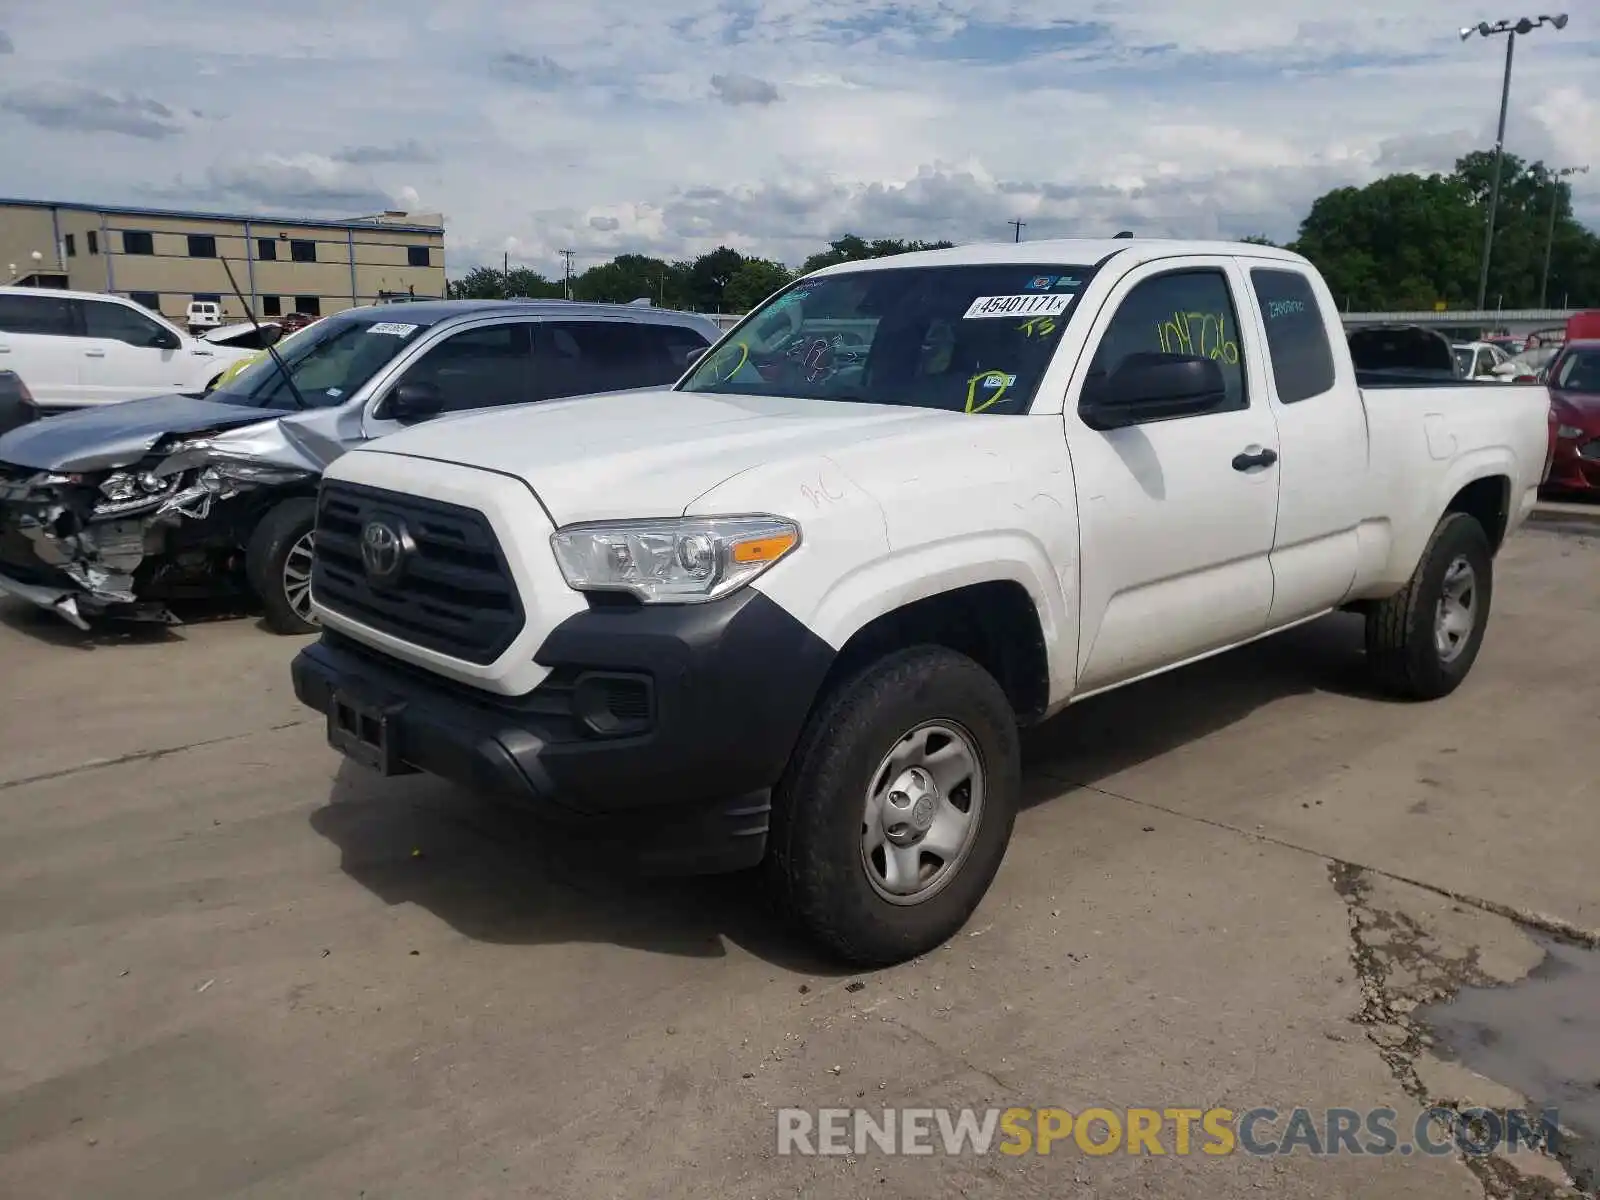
[1249,268,1336,403]
[679,264,1093,414]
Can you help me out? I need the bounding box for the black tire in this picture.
[246,498,319,635]
[1365,512,1493,700]
[764,645,1021,967]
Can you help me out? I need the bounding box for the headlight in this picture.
[550,515,800,604]
[94,471,179,516]
[1557,424,1583,440]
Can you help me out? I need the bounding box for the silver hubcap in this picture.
[283,531,317,625]
[1434,555,1476,664]
[861,721,984,906]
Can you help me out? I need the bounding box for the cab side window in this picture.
[1250,268,1336,403]
[1082,269,1248,419]
[391,323,533,412]
[82,300,173,347]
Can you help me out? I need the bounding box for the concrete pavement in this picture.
[1,526,1596,1198]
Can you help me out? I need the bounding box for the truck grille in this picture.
[311,481,524,665]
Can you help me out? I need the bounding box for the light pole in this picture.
[1459,14,1569,310]
[1540,164,1588,308]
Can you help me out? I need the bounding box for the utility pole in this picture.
[558,249,575,300]
[1007,219,1026,243]
[1459,14,1570,310]
[1540,164,1588,308]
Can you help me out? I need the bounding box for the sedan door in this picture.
[1065,258,1283,693]
[77,299,194,403]
[362,320,536,437]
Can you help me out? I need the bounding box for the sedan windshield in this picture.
[208,315,434,409]
[678,264,1093,415]
[1552,348,1600,394]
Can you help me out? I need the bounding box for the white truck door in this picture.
[1066,258,1282,692]
[1240,262,1366,625]
[79,299,192,402]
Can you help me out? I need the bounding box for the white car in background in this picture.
[0,286,255,408]
[1452,340,1520,382]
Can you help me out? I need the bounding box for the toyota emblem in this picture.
[359,518,409,584]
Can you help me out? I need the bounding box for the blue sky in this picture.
[0,1,1596,278]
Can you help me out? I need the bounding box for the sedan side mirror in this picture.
[387,380,445,422]
[1080,352,1228,431]
[684,346,708,367]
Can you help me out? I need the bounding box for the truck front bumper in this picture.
[291,588,836,876]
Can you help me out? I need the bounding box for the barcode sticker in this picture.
[368,322,419,336]
[962,293,1073,320]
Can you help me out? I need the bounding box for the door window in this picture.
[390,322,533,413]
[0,293,79,336]
[635,323,714,380]
[81,300,173,347]
[535,321,662,398]
[1249,268,1336,403]
[1082,269,1249,419]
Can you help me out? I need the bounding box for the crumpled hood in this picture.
[0,394,275,472]
[352,388,978,524]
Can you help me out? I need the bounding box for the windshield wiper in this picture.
[220,257,310,411]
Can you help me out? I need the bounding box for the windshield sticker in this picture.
[964,293,1073,320]
[1055,275,1083,290]
[1156,312,1239,364]
[1266,299,1307,319]
[367,322,419,337]
[325,387,343,398]
[1016,315,1058,339]
[1026,275,1055,290]
[771,289,810,310]
[965,370,1013,414]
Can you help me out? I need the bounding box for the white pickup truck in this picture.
[291,239,1552,966]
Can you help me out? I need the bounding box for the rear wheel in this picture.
[1365,512,1492,700]
[764,646,1020,967]
[246,498,319,635]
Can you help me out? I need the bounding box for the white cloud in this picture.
[0,1,1595,273]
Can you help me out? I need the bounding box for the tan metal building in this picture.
[0,198,447,324]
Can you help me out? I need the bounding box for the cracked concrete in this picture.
[0,527,1596,1199]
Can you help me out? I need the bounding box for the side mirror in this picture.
[387,380,445,422]
[1489,361,1518,377]
[1080,353,1228,431]
[150,330,182,351]
[260,325,283,348]
[684,346,708,367]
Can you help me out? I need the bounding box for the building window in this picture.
[407,245,431,268]
[290,240,316,263]
[193,293,221,303]
[257,238,277,261]
[122,231,154,255]
[64,234,77,257]
[293,296,321,316]
[129,291,161,311]
[261,295,283,317]
[87,230,99,255]
[188,234,217,258]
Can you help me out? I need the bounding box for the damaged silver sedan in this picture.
[0,299,722,633]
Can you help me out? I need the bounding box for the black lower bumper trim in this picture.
[291,587,835,875]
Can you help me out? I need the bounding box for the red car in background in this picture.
[1543,339,1600,499]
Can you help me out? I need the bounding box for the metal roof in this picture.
[0,197,444,235]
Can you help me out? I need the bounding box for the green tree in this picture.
[450,266,509,299]
[798,234,954,275]
[1288,149,1600,310]
[686,247,748,311]
[573,254,675,304]
[1238,234,1277,246]
[723,257,793,312]
[504,267,563,299]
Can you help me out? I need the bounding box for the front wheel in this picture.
[246,498,320,635]
[764,646,1020,967]
[1365,512,1493,700]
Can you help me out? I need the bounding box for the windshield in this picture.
[208,315,433,409]
[678,264,1093,414]
[1552,348,1600,394]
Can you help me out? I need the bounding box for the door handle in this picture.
[85,349,106,358]
[1232,447,1278,472]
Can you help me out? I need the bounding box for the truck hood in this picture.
[0,393,275,472]
[354,388,979,524]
